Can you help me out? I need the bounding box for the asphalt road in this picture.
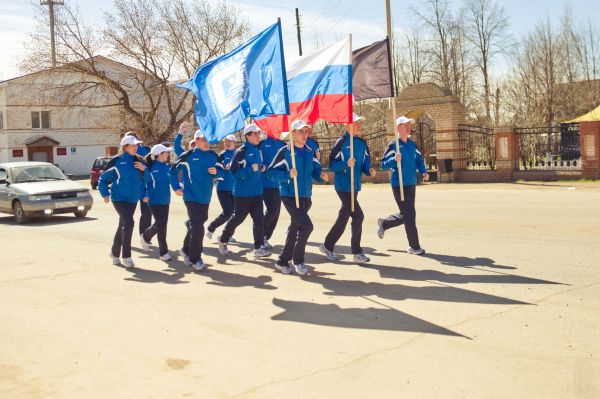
[1,180,599,398]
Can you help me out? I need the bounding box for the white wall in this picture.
[53,145,107,175]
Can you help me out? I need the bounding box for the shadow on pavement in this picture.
[0,215,98,226]
[271,298,468,338]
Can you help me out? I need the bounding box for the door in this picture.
[27,146,54,164]
[32,152,49,162]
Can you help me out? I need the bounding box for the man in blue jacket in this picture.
[377,116,429,255]
[169,130,221,271]
[259,130,287,250]
[267,119,328,275]
[207,134,237,239]
[219,124,270,258]
[124,131,154,245]
[320,113,376,264]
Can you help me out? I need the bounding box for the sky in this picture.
[1,0,599,81]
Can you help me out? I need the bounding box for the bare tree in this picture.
[21,0,249,142]
[464,0,509,124]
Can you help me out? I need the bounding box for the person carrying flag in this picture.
[218,124,271,259]
[259,129,287,250]
[169,130,222,271]
[319,113,376,264]
[206,134,238,240]
[377,116,429,255]
[267,119,329,275]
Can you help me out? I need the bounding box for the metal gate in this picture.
[413,122,438,180]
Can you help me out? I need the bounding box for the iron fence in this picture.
[515,123,581,170]
[458,124,495,170]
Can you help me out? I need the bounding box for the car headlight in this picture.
[28,194,52,201]
[76,191,91,198]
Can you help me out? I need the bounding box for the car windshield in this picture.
[94,159,109,169]
[11,165,67,183]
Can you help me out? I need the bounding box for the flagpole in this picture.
[385,0,404,201]
[288,117,300,208]
[349,33,355,213]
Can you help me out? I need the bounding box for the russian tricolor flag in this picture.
[256,37,352,138]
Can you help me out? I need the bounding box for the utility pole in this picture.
[295,8,303,56]
[40,0,64,67]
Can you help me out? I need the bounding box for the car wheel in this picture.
[13,201,29,224]
[74,210,88,218]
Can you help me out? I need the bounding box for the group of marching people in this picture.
[98,113,429,274]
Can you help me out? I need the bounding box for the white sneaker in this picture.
[193,260,206,271]
[407,247,425,255]
[275,259,292,274]
[179,248,187,257]
[160,253,172,261]
[218,242,229,256]
[229,236,237,243]
[183,255,193,267]
[292,262,308,275]
[206,230,213,239]
[353,252,370,264]
[109,253,121,265]
[377,218,385,239]
[262,237,273,250]
[123,257,135,268]
[319,243,338,261]
[253,248,271,258]
[140,234,151,250]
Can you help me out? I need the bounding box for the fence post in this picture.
[494,127,517,181]
[580,121,600,179]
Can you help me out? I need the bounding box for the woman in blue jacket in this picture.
[99,135,150,269]
[169,130,222,271]
[207,134,238,239]
[377,116,429,255]
[141,144,174,261]
[267,119,328,275]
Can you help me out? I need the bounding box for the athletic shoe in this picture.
[292,262,308,275]
[193,260,206,271]
[218,242,229,256]
[319,243,338,261]
[407,247,426,255]
[140,234,151,250]
[123,258,135,268]
[229,236,237,243]
[160,253,172,261]
[262,237,273,250]
[377,218,385,239]
[253,248,271,258]
[183,255,193,267]
[275,259,292,275]
[109,253,121,265]
[353,252,371,264]
[179,248,188,257]
[206,230,213,240]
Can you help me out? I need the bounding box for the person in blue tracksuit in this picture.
[124,132,153,240]
[173,122,196,157]
[99,135,150,269]
[218,124,270,259]
[306,124,321,160]
[267,119,329,275]
[141,144,174,261]
[259,132,287,249]
[320,113,376,264]
[377,116,429,255]
[169,130,221,271]
[207,134,238,239]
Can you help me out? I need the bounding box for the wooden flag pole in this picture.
[350,122,355,213]
[288,118,300,208]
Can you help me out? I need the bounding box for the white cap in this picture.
[243,124,261,135]
[353,113,365,122]
[291,119,308,131]
[224,134,237,142]
[193,129,205,139]
[396,116,415,126]
[150,144,173,156]
[120,135,143,147]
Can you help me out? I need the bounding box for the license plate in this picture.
[55,201,78,209]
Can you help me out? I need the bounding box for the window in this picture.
[31,111,51,129]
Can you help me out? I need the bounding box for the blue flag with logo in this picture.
[177,21,289,144]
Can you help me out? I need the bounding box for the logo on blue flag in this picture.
[177,21,289,144]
